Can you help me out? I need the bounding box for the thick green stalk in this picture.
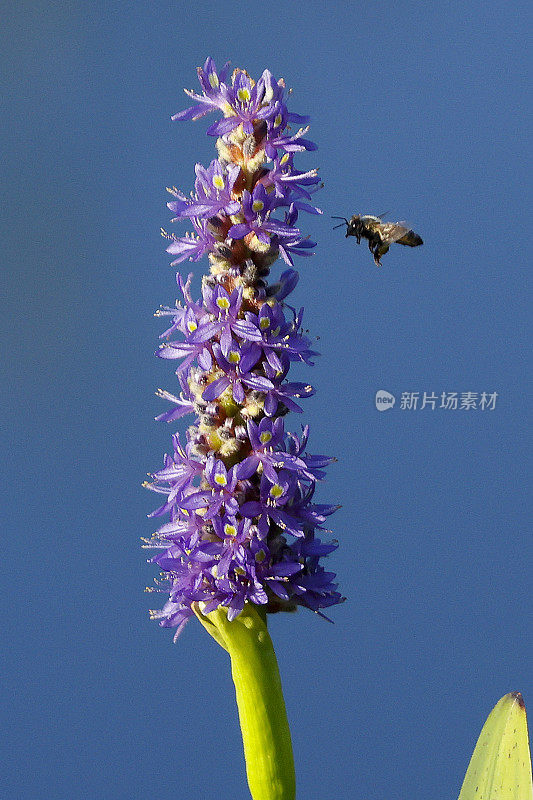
[194,603,296,800]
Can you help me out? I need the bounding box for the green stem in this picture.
[194,603,296,800]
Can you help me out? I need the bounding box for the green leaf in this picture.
[458,692,533,800]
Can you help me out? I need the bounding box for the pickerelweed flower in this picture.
[145,57,344,640]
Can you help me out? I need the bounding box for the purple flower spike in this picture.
[146,59,343,638]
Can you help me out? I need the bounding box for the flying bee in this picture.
[332,213,423,266]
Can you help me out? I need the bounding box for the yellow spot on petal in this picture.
[221,101,236,118]
[270,483,284,499]
[260,431,272,444]
[214,473,227,486]
[213,174,224,190]
[237,88,251,103]
[224,524,237,537]
[259,317,270,330]
[252,200,264,213]
[216,296,230,310]
[274,114,282,128]
[228,350,241,364]
[209,73,219,88]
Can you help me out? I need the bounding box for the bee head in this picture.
[332,215,362,238]
[346,214,362,238]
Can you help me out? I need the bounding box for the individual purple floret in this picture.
[167,161,241,221]
[145,58,343,639]
[227,184,300,243]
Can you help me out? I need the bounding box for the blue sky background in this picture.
[1,1,531,798]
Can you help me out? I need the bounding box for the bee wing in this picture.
[378,221,411,245]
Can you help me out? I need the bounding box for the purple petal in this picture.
[231,320,262,341]
[179,491,212,510]
[236,456,260,480]
[206,116,240,136]
[171,103,212,122]
[267,580,290,600]
[240,501,263,518]
[232,380,245,404]
[202,376,230,401]
[239,344,262,374]
[269,562,303,577]
[228,223,251,240]
[242,374,274,392]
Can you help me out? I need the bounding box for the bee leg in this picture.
[372,241,388,267]
[368,239,378,258]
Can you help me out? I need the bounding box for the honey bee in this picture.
[333,213,423,266]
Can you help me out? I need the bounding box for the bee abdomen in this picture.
[398,230,423,247]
